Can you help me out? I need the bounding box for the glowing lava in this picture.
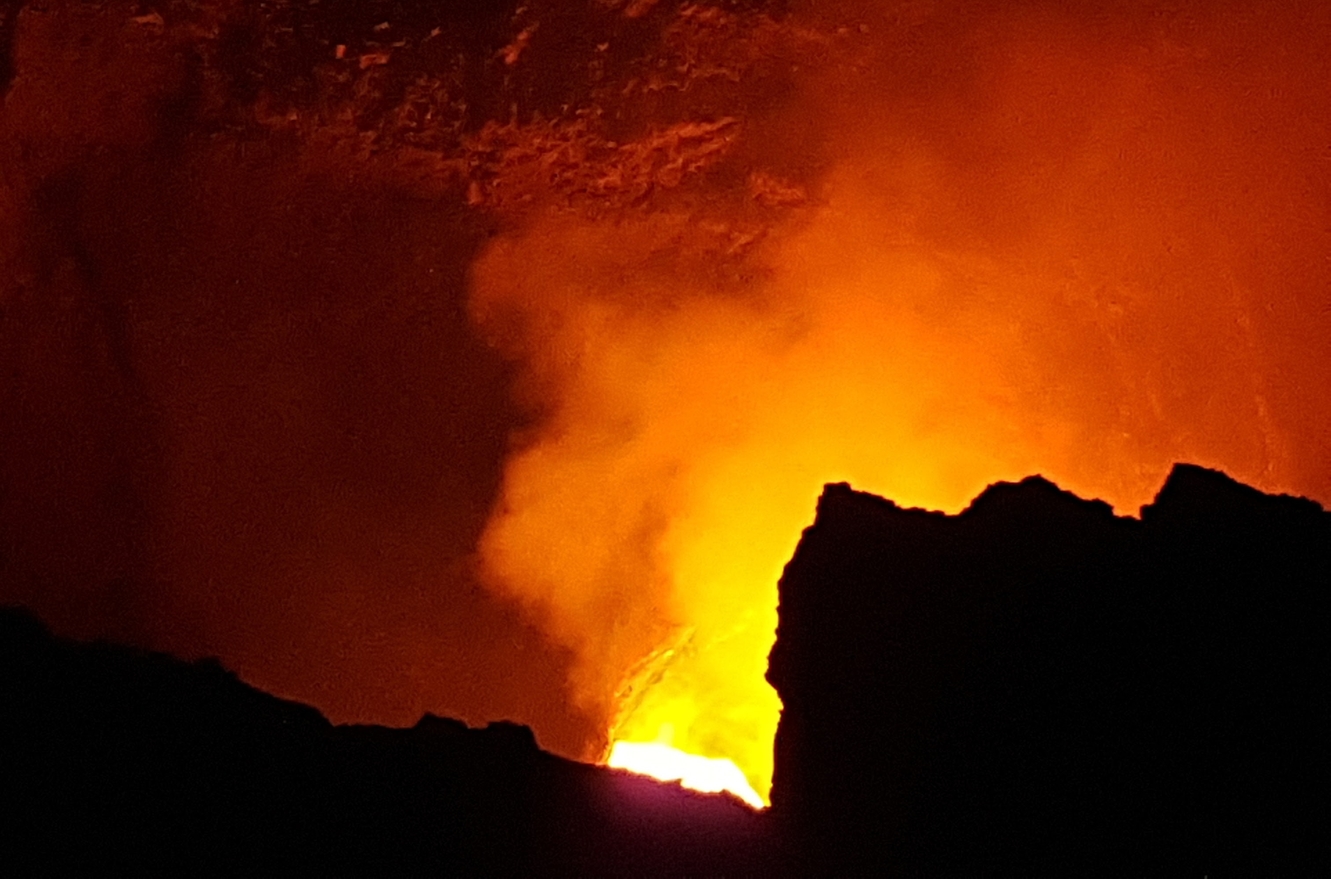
[607,736,766,809]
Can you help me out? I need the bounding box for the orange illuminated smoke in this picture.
[470,2,1331,817]
[608,735,766,809]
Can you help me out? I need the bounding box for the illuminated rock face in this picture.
[767,464,1331,874]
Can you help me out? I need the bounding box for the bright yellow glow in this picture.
[470,212,1078,810]
[608,734,766,809]
[471,142,1306,813]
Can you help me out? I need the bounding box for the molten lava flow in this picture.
[608,735,766,809]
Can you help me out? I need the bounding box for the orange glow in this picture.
[608,734,766,809]
[0,0,1325,797]
[470,210,1069,802]
[468,2,1331,805]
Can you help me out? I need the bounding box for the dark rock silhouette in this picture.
[0,606,774,875]
[4,464,1328,874]
[768,463,1330,875]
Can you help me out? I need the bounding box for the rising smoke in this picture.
[1,0,1328,793]
[468,0,1331,794]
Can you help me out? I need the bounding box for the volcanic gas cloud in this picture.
[2,0,1329,805]
[469,2,1331,801]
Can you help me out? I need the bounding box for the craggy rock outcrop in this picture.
[768,464,1331,875]
[6,464,1328,875]
[0,607,774,876]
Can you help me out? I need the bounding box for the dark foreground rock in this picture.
[768,464,1331,875]
[5,463,1328,875]
[0,607,773,876]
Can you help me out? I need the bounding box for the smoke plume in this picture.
[468,0,1331,795]
[1,0,1328,797]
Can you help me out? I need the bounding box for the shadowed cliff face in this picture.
[768,464,1331,874]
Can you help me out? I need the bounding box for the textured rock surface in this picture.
[768,464,1331,874]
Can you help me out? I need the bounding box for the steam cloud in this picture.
[469,0,1331,791]
[2,0,1328,789]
